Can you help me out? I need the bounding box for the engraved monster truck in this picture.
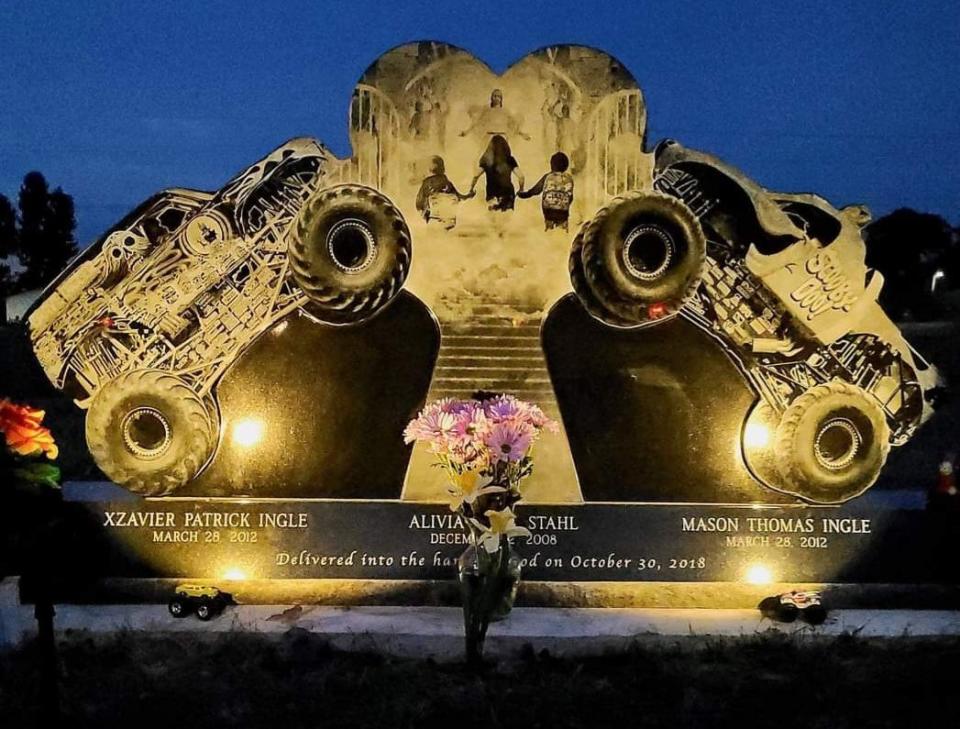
[569,139,941,504]
[26,138,412,495]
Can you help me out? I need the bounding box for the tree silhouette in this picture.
[0,194,16,297]
[864,208,956,320]
[0,173,78,298]
[0,194,15,253]
[15,172,78,291]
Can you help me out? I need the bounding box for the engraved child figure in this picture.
[468,135,525,212]
[415,155,473,230]
[518,152,574,230]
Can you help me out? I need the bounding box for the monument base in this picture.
[4,578,960,660]
[20,482,954,609]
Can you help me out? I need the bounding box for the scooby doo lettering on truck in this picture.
[746,226,886,348]
[789,250,861,321]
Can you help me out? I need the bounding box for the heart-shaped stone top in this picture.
[341,42,651,212]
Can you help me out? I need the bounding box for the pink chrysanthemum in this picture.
[452,403,489,443]
[484,421,534,463]
[525,403,560,433]
[403,402,458,447]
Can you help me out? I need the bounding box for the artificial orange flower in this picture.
[0,398,59,459]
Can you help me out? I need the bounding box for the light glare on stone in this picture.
[232,418,264,448]
[745,563,774,585]
[743,423,770,449]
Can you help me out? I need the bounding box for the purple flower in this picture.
[405,395,557,487]
[438,397,475,416]
[484,421,534,463]
[483,394,524,423]
[481,394,558,433]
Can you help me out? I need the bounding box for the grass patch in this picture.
[1,629,958,727]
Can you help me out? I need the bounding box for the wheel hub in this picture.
[622,224,675,281]
[121,407,172,459]
[326,218,377,273]
[814,417,861,471]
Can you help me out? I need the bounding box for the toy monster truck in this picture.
[26,138,412,495]
[759,590,828,625]
[569,139,941,504]
[168,583,230,620]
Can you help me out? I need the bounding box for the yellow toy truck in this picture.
[168,584,230,621]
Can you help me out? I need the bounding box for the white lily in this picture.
[469,507,531,554]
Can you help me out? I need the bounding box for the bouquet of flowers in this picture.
[1,399,60,582]
[0,398,60,490]
[404,392,557,663]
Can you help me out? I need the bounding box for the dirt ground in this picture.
[1,630,958,728]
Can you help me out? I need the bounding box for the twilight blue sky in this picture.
[1,0,958,245]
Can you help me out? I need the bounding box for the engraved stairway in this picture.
[426,298,560,418]
[403,294,581,502]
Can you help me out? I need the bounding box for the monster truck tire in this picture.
[168,596,191,618]
[289,184,411,323]
[776,603,799,623]
[569,231,639,328]
[802,604,827,625]
[577,192,706,325]
[774,380,890,504]
[195,598,218,621]
[85,369,218,496]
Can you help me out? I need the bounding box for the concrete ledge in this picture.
[4,578,960,659]
[21,576,960,610]
[0,578,33,648]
